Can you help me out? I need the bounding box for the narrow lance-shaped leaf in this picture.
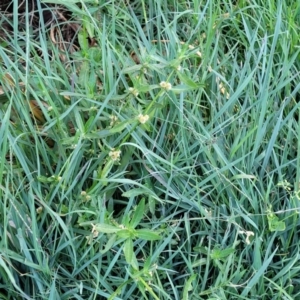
[123,238,133,265]
[93,120,132,138]
[177,71,199,89]
[130,198,145,229]
[110,119,131,133]
[100,159,114,181]
[78,29,89,52]
[182,274,197,300]
[210,247,235,260]
[136,229,161,241]
[148,196,156,215]
[100,234,117,254]
[131,252,139,271]
[122,188,146,198]
[94,224,122,234]
[122,214,130,227]
[117,229,132,239]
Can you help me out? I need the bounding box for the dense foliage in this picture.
[1,0,300,299]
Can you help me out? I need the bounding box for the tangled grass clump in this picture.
[1,0,300,299]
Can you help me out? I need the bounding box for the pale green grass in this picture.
[1,0,300,299]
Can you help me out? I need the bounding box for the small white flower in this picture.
[160,81,167,88]
[204,208,212,218]
[52,175,62,181]
[91,224,99,238]
[36,206,43,214]
[110,115,118,126]
[245,231,254,244]
[160,81,172,91]
[109,149,121,161]
[128,87,139,97]
[138,114,149,124]
[219,82,230,99]
[239,230,254,245]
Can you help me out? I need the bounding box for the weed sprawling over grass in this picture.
[1,0,300,299]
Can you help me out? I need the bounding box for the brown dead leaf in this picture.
[28,100,49,123]
[2,73,16,87]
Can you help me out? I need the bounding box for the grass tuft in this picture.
[1,0,300,299]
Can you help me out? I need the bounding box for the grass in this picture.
[1,0,300,299]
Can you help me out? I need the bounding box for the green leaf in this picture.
[110,120,131,134]
[267,214,286,232]
[41,0,85,14]
[94,120,132,138]
[130,198,145,229]
[193,246,208,254]
[136,84,158,93]
[241,247,278,297]
[122,214,130,227]
[78,61,90,89]
[117,229,132,239]
[122,188,146,198]
[78,30,89,52]
[267,208,286,232]
[37,175,54,183]
[182,274,197,300]
[143,257,152,271]
[149,196,156,215]
[94,224,121,234]
[0,256,31,299]
[84,115,95,133]
[131,253,139,271]
[100,234,117,254]
[177,71,199,89]
[83,15,94,38]
[136,229,161,241]
[123,238,133,265]
[87,129,112,139]
[89,47,102,63]
[210,247,235,260]
[100,159,114,181]
[137,280,146,296]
